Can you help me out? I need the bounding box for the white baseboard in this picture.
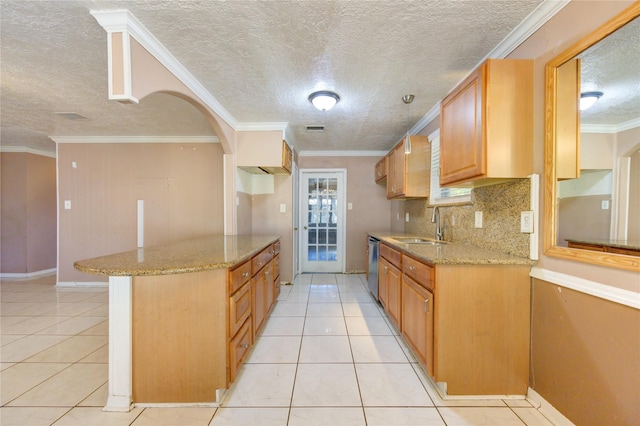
[0,268,56,280]
[56,281,108,288]
[527,387,575,425]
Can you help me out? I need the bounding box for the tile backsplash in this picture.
[404,178,531,258]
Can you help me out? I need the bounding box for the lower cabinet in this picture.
[377,247,531,396]
[401,274,434,377]
[378,244,402,330]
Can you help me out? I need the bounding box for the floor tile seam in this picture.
[0,362,78,407]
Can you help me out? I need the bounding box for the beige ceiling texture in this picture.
[2,0,557,155]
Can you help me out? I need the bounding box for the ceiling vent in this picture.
[55,112,88,120]
[305,125,325,132]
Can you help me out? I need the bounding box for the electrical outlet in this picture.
[474,211,483,228]
[64,200,71,210]
[601,200,609,210]
[520,211,534,233]
[405,212,410,222]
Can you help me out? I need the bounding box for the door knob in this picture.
[304,226,308,230]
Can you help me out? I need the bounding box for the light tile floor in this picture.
[0,273,556,425]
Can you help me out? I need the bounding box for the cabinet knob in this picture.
[242,272,250,277]
[409,265,415,271]
[241,343,249,349]
[257,261,263,267]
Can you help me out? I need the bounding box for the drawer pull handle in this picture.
[424,298,430,313]
[409,265,415,271]
[242,272,250,277]
[257,261,263,267]
[241,343,249,349]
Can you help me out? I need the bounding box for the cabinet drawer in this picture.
[403,255,434,291]
[229,318,251,382]
[229,282,251,337]
[380,244,402,268]
[252,247,273,275]
[229,261,252,294]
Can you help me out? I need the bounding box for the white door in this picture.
[300,170,346,273]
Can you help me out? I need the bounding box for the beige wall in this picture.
[298,155,390,272]
[58,142,224,283]
[1,152,57,274]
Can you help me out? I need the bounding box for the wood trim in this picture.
[543,3,640,272]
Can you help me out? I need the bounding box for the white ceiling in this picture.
[1,0,567,155]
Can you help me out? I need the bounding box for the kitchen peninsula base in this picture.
[73,235,281,412]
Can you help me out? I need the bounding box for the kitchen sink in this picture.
[391,237,448,245]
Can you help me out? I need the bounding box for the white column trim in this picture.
[104,276,133,412]
[530,267,640,310]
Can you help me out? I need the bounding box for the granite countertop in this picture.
[565,238,640,251]
[74,235,280,276]
[369,232,535,266]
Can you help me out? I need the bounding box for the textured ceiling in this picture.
[3,0,613,156]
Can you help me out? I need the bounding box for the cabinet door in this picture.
[375,156,387,183]
[392,143,407,196]
[386,148,397,198]
[386,262,402,330]
[401,274,434,377]
[265,260,274,312]
[252,271,267,338]
[440,65,484,186]
[378,258,389,308]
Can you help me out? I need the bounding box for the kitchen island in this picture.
[368,231,534,398]
[74,235,280,411]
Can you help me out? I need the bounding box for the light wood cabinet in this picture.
[378,244,402,330]
[385,136,431,199]
[440,59,533,187]
[401,273,434,377]
[390,250,531,396]
[251,244,277,338]
[375,155,388,183]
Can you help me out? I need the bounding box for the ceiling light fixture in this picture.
[580,91,603,111]
[309,91,340,111]
[402,94,415,154]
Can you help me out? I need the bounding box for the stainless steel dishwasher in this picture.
[367,236,380,300]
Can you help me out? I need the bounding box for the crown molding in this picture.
[412,0,570,135]
[50,136,219,144]
[0,146,56,158]
[299,150,387,157]
[582,118,640,134]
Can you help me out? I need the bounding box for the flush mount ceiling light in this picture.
[580,91,603,111]
[309,91,340,111]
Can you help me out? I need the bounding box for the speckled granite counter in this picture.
[74,234,280,276]
[368,232,534,266]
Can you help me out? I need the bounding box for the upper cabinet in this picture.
[386,136,431,199]
[375,155,388,183]
[237,130,293,175]
[440,59,534,187]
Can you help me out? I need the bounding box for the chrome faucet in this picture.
[431,206,444,241]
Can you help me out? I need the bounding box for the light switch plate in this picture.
[405,212,410,222]
[474,211,482,228]
[348,202,353,210]
[520,211,534,233]
[64,200,71,210]
[279,203,286,213]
